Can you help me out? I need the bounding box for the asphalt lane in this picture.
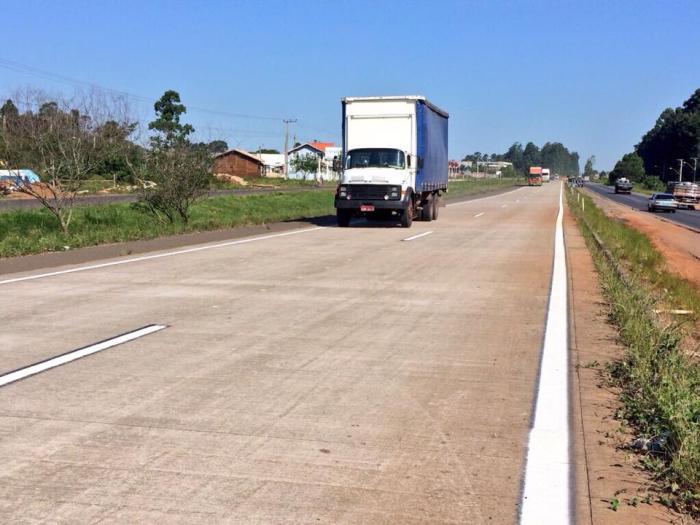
[0,183,561,523]
[587,183,700,231]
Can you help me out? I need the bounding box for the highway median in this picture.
[567,187,700,517]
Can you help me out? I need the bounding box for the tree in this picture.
[609,152,646,184]
[523,142,541,172]
[0,91,133,233]
[290,154,319,180]
[148,90,194,149]
[583,156,596,178]
[252,148,280,154]
[134,90,210,224]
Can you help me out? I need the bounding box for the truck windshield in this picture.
[345,149,405,169]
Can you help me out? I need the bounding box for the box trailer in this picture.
[334,96,448,228]
[528,167,543,186]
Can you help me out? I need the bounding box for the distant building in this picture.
[258,153,285,177]
[448,160,460,177]
[287,141,337,180]
[213,149,263,178]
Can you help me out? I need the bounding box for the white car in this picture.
[647,193,678,213]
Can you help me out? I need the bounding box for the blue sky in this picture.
[1,0,699,170]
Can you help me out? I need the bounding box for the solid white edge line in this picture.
[0,226,325,285]
[474,212,485,218]
[445,185,524,207]
[402,231,433,242]
[0,324,167,387]
[520,183,570,524]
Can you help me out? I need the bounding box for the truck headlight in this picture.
[338,186,347,198]
[389,186,400,199]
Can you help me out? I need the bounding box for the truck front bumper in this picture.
[334,197,409,211]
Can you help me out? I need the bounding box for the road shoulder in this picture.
[583,188,700,289]
[565,203,681,524]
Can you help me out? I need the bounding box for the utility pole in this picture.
[677,158,683,182]
[690,158,697,183]
[283,119,297,179]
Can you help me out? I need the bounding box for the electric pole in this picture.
[283,119,297,179]
[677,159,684,182]
[691,158,697,183]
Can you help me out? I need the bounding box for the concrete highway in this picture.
[0,184,567,523]
[587,182,700,231]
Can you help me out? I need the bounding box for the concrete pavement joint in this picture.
[0,227,325,286]
[445,185,524,207]
[520,183,570,524]
[0,324,167,387]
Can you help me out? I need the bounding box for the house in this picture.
[287,141,336,180]
[212,149,263,178]
[258,153,285,178]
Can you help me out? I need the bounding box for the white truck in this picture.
[541,168,551,183]
[334,96,449,227]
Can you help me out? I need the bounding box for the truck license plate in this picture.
[360,205,375,212]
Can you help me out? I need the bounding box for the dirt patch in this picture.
[584,189,700,289]
[565,203,685,524]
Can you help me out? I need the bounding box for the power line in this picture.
[0,57,282,121]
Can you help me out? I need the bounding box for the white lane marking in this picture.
[0,324,167,387]
[474,212,485,218]
[520,183,569,524]
[402,231,433,242]
[0,227,325,285]
[501,204,508,208]
[445,186,523,207]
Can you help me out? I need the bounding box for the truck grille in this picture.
[347,184,394,200]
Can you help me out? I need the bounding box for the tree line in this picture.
[0,89,230,232]
[462,141,581,177]
[609,88,700,187]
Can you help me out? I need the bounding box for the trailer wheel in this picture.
[337,209,352,227]
[432,194,440,220]
[421,198,433,222]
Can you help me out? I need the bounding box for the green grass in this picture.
[446,177,524,199]
[568,188,700,516]
[0,190,335,258]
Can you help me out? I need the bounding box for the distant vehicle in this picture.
[541,168,551,183]
[582,175,590,182]
[614,178,633,194]
[528,167,543,186]
[647,193,678,213]
[334,96,448,228]
[667,181,699,210]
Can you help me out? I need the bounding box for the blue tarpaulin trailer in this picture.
[0,169,41,184]
[335,96,449,228]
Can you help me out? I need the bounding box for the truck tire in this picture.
[432,193,440,220]
[401,207,413,228]
[337,209,352,227]
[421,198,433,222]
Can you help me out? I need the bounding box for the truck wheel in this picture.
[421,198,433,222]
[432,194,440,220]
[337,210,351,227]
[400,207,413,228]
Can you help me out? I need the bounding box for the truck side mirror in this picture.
[332,156,341,172]
[407,155,412,168]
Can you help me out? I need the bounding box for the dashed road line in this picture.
[0,324,167,387]
[474,212,485,218]
[520,183,569,524]
[402,231,433,242]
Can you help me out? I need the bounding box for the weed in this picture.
[610,497,620,511]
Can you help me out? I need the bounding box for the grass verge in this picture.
[567,187,700,515]
[0,190,335,258]
[446,177,523,199]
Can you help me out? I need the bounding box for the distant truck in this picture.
[334,96,448,228]
[614,178,633,194]
[667,181,699,210]
[528,167,543,186]
[541,168,551,183]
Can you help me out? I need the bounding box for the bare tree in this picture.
[0,89,135,233]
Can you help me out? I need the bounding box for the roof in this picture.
[309,141,335,153]
[341,95,449,118]
[213,148,264,165]
[289,142,324,155]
